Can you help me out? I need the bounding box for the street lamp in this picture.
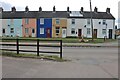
[89,0,94,42]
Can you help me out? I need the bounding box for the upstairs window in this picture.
[103,20,106,25]
[40,18,44,24]
[25,19,29,24]
[71,19,75,24]
[56,19,60,24]
[87,19,90,25]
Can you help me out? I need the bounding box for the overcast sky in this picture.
[0,0,119,26]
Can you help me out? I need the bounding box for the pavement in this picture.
[63,40,119,47]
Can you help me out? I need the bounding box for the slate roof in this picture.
[0,10,115,19]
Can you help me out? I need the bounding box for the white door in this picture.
[32,28,35,37]
[62,28,66,38]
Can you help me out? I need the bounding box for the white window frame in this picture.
[10,28,14,33]
[40,28,44,34]
[87,19,90,25]
[25,19,29,24]
[102,29,106,35]
[87,28,91,35]
[40,18,44,24]
[56,19,60,24]
[25,28,29,34]
[56,27,60,34]
[71,19,75,25]
[103,20,106,25]
[71,28,75,34]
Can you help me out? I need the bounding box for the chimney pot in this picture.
[67,7,69,12]
[94,7,98,12]
[53,6,56,12]
[39,7,42,12]
[12,6,16,12]
[81,7,84,12]
[25,6,29,12]
[106,8,110,13]
[0,7,3,12]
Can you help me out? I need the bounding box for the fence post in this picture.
[16,38,19,54]
[37,39,39,56]
[60,40,62,59]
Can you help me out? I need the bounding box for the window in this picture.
[103,20,106,25]
[71,19,75,24]
[40,18,44,24]
[10,28,14,33]
[56,27,60,34]
[56,19,60,24]
[40,28,44,34]
[99,22,101,24]
[25,28,29,34]
[87,19,90,25]
[25,19,29,24]
[102,29,106,35]
[32,28,35,33]
[87,28,90,34]
[71,28,75,34]
[2,29,5,33]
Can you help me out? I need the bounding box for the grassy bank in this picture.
[2,37,117,43]
[2,51,67,62]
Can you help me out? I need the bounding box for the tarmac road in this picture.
[2,47,118,78]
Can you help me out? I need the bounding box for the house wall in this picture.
[52,18,67,38]
[67,18,86,37]
[6,19,22,37]
[22,18,36,37]
[37,18,52,38]
[2,19,8,37]
[67,18,115,39]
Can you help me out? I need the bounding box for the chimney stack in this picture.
[94,7,98,12]
[0,7,3,12]
[11,6,16,12]
[39,7,42,12]
[106,8,110,13]
[25,6,29,12]
[53,6,56,12]
[81,7,84,12]
[67,6,69,12]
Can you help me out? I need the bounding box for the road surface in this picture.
[2,47,118,78]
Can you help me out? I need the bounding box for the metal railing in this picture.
[1,38,62,59]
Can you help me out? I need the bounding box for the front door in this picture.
[78,29,82,38]
[46,28,51,38]
[94,29,97,39]
[62,28,66,38]
[109,29,112,39]
[32,28,35,37]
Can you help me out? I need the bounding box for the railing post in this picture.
[16,38,19,54]
[37,39,39,56]
[60,40,62,59]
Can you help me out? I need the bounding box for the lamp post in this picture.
[89,0,94,42]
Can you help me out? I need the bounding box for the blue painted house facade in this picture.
[37,18,52,38]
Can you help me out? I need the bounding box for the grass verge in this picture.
[2,51,68,62]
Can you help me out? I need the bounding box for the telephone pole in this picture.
[89,0,94,42]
